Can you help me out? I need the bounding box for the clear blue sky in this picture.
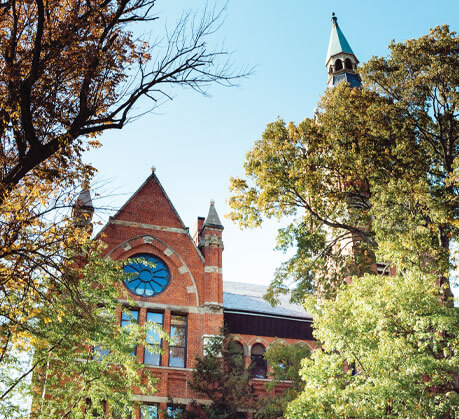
[85,0,459,287]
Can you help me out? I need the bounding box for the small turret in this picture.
[198,200,224,306]
[72,187,94,230]
[326,13,361,88]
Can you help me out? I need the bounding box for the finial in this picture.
[331,12,337,25]
[210,199,215,205]
[151,166,156,173]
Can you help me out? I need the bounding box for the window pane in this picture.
[93,345,109,360]
[146,312,163,344]
[169,347,185,367]
[144,347,161,366]
[170,325,186,346]
[144,312,163,366]
[147,312,163,325]
[121,309,139,356]
[140,404,158,419]
[167,405,185,418]
[171,315,186,326]
[121,309,139,326]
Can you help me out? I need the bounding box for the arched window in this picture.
[345,58,353,70]
[233,341,244,357]
[250,343,267,379]
[335,59,343,71]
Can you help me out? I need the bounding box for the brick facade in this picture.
[96,171,315,418]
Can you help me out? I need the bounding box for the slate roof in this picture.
[332,72,362,88]
[223,281,312,320]
[203,200,224,229]
[326,14,355,63]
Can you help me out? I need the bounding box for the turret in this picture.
[326,13,361,88]
[198,200,224,306]
[72,187,94,230]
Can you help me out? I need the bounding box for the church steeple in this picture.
[326,13,361,88]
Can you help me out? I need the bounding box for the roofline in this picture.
[94,173,205,262]
[224,309,313,322]
[95,172,188,240]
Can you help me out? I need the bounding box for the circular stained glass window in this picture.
[123,254,170,297]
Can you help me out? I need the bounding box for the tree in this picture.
[0,0,247,198]
[0,243,163,417]
[229,26,458,416]
[229,25,457,302]
[189,333,256,419]
[0,1,247,413]
[255,342,311,419]
[287,271,458,417]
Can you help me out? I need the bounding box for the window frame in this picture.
[144,311,164,366]
[121,307,140,357]
[169,313,188,368]
[139,403,159,419]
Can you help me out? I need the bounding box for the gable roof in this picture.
[95,170,189,240]
[223,281,312,320]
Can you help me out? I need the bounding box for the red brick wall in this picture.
[98,173,315,418]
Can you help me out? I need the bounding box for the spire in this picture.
[203,200,223,230]
[325,13,361,88]
[72,187,94,228]
[326,13,355,64]
[76,188,93,210]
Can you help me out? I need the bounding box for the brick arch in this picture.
[105,234,199,306]
[246,337,269,352]
[231,335,247,356]
[271,338,288,346]
[296,340,315,351]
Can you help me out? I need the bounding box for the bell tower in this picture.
[326,13,361,88]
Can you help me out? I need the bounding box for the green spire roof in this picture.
[326,13,355,63]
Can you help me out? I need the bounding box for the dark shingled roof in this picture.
[332,72,361,88]
[223,281,312,320]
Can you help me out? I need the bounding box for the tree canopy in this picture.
[229,25,458,417]
[189,334,255,419]
[0,1,246,415]
[229,25,458,303]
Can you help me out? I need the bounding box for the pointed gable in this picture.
[111,171,186,230]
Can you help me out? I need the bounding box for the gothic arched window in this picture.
[345,58,353,70]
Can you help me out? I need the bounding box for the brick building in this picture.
[75,13,361,419]
[83,170,315,418]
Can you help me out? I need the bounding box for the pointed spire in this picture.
[76,187,94,211]
[326,13,355,64]
[203,200,224,230]
[325,13,361,88]
[72,187,94,228]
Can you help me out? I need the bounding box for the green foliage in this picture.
[229,25,457,302]
[0,243,160,418]
[189,333,255,419]
[288,271,459,418]
[229,25,459,418]
[255,342,311,419]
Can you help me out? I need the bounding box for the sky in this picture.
[85,0,459,287]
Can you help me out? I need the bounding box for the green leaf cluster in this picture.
[288,271,459,418]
